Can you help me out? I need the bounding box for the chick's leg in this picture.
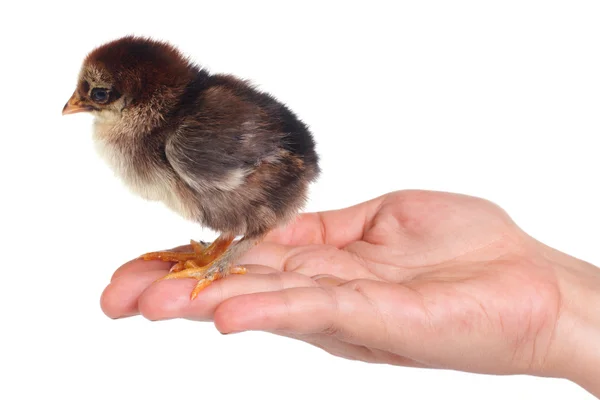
[158,234,264,300]
[140,235,234,272]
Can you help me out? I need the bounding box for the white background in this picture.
[0,1,598,399]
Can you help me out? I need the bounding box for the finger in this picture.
[214,279,425,355]
[110,259,173,282]
[265,193,388,248]
[213,283,379,340]
[137,268,321,322]
[101,269,166,319]
[103,264,277,319]
[214,286,349,335]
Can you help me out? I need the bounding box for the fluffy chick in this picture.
[63,36,320,299]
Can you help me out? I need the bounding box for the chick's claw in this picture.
[157,265,212,281]
[169,258,204,273]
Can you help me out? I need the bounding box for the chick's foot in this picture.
[157,262,247,300]
[139,235,234,273]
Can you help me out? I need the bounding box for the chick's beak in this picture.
[62,92,91,115]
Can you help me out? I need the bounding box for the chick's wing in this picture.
[165,87,284,192]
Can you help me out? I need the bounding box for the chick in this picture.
[63,36,320,299]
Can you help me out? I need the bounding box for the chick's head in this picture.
[63,36,194,120]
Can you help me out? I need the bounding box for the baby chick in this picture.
[63,36,320,299]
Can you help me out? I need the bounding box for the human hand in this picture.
[101,190,600,396]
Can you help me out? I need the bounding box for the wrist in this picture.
[540,244,600,396]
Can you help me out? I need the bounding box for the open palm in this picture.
[102,190,563,378]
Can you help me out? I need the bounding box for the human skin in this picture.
[101,190,600,397]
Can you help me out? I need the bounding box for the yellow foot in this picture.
[157,265,248,300]
[140,234,243,299]
[140,235,234,273]
[139,239,208,272]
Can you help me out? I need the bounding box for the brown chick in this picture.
[63,36,320,299]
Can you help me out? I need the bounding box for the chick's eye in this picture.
[91,88,109,103]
